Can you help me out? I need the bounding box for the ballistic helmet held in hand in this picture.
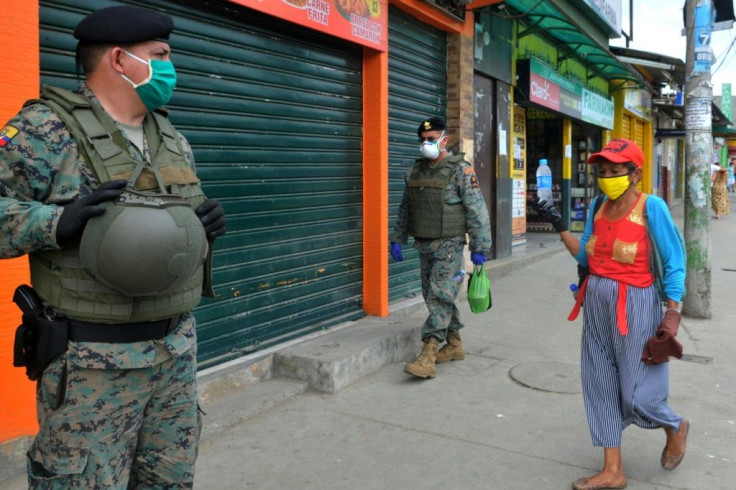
[79,189,207,296]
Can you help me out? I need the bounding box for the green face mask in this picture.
[121,50,177,111]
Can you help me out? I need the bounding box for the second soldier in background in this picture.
[391,117,492,379]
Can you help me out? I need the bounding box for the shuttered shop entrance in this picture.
[387,7,447,301]
[40,0,365,368]
[622,113,646,150]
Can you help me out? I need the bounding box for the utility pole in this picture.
[683,0,713,318]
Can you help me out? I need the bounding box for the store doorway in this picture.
[474,73,498,258]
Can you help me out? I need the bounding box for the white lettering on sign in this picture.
[531,79,551,102]
[351,14,381,45]
[307,0,330,25]
[584,0,621,32]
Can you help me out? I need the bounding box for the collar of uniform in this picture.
[78,82,110,116]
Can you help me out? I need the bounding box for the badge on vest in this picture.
[0,125,19,147]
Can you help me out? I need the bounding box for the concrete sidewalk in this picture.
[192,197,736,489]
[4,197,736,489]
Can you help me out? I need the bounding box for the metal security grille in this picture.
[387,6,447,301]
[39,0,365,368]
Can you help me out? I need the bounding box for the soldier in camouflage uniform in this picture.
[391,117,492,379]
[0,6,225,489]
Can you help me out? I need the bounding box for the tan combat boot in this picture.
[404,337,440,378]
[435,330,465,364]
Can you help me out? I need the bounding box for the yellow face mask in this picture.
[597,174,631,200]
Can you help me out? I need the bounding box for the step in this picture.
[272,316,421,394]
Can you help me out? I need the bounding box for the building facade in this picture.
[0,0,657,449]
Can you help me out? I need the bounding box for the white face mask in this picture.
[419,131,445,160]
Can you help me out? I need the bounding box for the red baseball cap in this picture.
[586,138,644,168]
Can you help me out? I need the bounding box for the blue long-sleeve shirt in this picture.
[574,194,686,302]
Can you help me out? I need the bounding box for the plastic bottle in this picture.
[569,283,579,300]
[536,158,553,203]
[453,270,466,283]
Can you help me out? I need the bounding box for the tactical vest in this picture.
[26,86,210,324]
[407,154,467,239]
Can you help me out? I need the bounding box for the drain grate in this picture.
[509,361,581,394]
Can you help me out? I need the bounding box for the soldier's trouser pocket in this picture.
[27,354,87,489]
[27,446,88,488]
[430,248,465,304]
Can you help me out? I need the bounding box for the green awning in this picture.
[503,0,646,87]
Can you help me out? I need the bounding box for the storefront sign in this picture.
[623,88,652,121]
[582,90,614,128]
[530,72,560,111]
[722,83,732,121]
[524,58,614,129]
[655,128,686,138]
[581,0,622,33]
[230,0,388,51]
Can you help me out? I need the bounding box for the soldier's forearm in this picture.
[0,199,63,256]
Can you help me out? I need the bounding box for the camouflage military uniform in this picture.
[391,153,492,342]
[0,85,201,489]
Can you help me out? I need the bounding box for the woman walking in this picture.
[535,139,688,490]
[711,163,729,219]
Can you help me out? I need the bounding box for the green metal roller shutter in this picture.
[39,0,365,368]
[387,7,447,301]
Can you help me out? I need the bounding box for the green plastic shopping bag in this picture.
[467,264,491,313]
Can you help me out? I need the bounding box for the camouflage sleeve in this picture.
[456,162,492,253]
[0,104,87,258]
[390,172,410,244]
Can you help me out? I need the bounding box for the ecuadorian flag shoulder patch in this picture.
[0,125,19,147]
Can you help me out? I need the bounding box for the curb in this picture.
[198,236,567,399]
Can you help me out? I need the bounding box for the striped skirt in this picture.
[581,275,682,447]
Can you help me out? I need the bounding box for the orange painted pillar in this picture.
[0,2,40,443]
[362,47,389,316]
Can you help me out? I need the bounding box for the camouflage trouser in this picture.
[27,348,201,489]
[419,240,465,342]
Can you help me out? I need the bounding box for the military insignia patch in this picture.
[464,167,480,187]
[0,125,19,147]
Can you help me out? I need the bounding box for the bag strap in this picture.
[641,194,667,302]
[592,194,604,217]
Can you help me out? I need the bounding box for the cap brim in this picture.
[586,151,633,165]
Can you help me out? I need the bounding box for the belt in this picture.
[67,315,180,343]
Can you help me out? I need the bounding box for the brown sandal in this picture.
[571,476,628,489]
[661,419,690,470]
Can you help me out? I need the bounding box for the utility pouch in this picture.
[12,285,69,381]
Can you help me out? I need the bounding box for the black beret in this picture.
[417,117,446,136]
[74,6,174,44]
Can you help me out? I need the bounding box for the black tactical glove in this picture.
[532,196,567,233]
[196,198,226,239]
[56,180,127,247]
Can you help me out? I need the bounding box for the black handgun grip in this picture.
[12,285,43,315]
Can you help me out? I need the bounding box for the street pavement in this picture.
[3,195,735,489]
